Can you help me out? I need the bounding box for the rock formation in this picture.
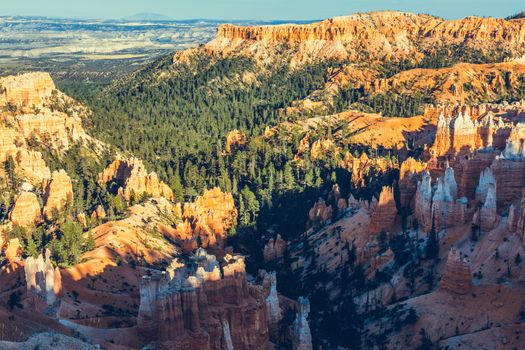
[263,234,286,262]
[9,191,41,227]
[491,125,525,207]
[474,183,498,232]
[429,111,507,158]
[90,204,107,222]
[508,204,518,232]
[415,166,467,233]
[225,129,246,153]
[292,297,313,350]
[0,72,55,107]
[368,186,397,234]
[440,249,472,295]
[516,189,525,241]
[206,12,525,67]
[372,61,525,104]
[307,198,333,229]
[263,271,281,341]
[398,157,427,208]
[475,168,497,202]
[414,171,433,232]
[137,249,272,349]
[24,249,62,315]
[98,157,174,202]
[431,169,467,233]
[174,187,238,251]
[42,170,73,220]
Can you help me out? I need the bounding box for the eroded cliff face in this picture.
[42,170,74,220]
[205,12,525,67]
[9,191,41,227]
[138,251,264,348]
[0,72,55,107]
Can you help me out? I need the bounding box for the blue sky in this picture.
[4,0,524,21]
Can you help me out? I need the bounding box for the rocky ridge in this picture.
[205,12,525,67]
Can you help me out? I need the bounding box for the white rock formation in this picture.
[475,168,496,203]
[265,271,281,340]
[292,297,313,350]
[24,249,61,312]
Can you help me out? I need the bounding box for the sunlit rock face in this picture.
[0,72,55,107]
[491,125,525,208]
[9,191,41,227]
[98,157,174,202]
[475,168,496,203]
[42,169,73,220]
[206,12,525,67]
[430,111,510,159]
[440,249,472,295]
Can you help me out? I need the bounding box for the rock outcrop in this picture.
[42,170,73,220]
[263,234,286,262]
[263,271,281,341]
[225,129,246,153]
[415,165,467,233]
[138,249,272,349]
[98,157,174,202]
[414,171,433,232]
[372,61,525,104]
[307,198,333,229]
[173,187,238,251]
[206,12,525,67]
[429,111,508,158]
[440,249,472,295]
[9,191,41,227]
[24,249,62,314]
[368,186,397,234]
[475,168,497,202]
[292,297,313,350]
[398,157,427,208]
[490,124,525,207]
[474,183,499,232]
[0,72,55,107]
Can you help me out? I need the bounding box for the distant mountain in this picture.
[506,11,525,19]
[123,13,172,22]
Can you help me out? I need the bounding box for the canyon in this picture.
[2,9,525,350]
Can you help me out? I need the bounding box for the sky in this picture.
[3,0,524,21]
